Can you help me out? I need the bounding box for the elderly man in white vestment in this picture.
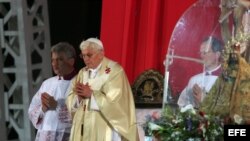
[66,38,139,141]
[28,42,78,141]
[177,36,224,108]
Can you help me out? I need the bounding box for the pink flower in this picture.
[151,111,160,120]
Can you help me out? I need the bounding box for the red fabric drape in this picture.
[101,0,197,84]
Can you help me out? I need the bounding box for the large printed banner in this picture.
[166,0,222,99]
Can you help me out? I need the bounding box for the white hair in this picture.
[79,38,103,51]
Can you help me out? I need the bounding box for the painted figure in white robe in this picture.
[28,42,78,141]
[66,38,139,141]
[177,37,224,108]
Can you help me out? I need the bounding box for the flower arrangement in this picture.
[142,111,162,137]
[142,104,224,141]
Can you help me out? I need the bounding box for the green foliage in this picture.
[143,105,224,141]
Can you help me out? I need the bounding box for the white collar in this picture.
[88,63,102,79]
[206,64,221,73]
[89,63,102,73]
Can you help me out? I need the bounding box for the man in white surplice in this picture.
[177,37,223,108]
[28,42,78,141]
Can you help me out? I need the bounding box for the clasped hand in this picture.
[192,84,203,105]
[74,82,92,98]
[41,92,57,112]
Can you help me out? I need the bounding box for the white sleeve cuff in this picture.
[71,96,82,111]
[39,107,45,118]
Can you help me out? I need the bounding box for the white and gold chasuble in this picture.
[66,57,139,141]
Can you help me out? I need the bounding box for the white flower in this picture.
[171,131,181,137]
[234,114,243,124]
[148,122,163,131]
[187,138,199,141]
[180,104,196,114]
[212,129,220,136]
[172,118,182,124]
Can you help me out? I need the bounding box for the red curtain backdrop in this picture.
[100,0,197,84]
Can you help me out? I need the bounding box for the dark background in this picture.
[48,0,102,70]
